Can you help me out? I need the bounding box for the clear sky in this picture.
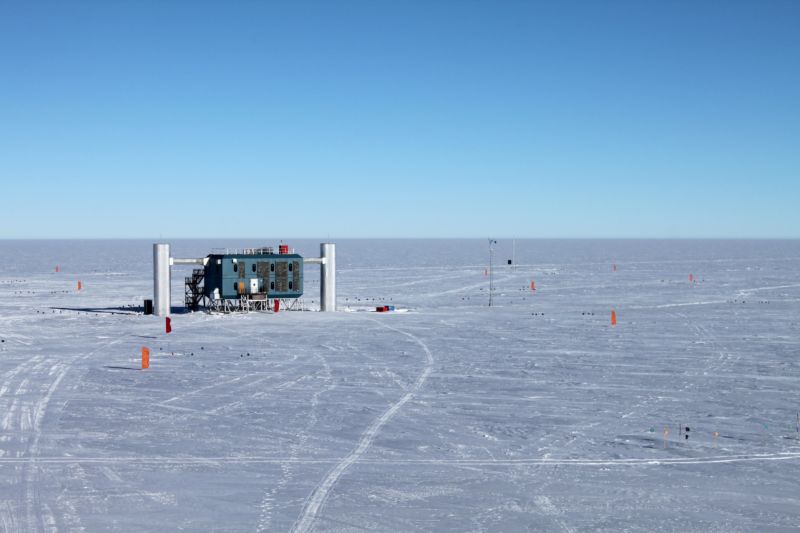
[1,1,798,238]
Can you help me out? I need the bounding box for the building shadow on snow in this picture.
[51,306,142,315]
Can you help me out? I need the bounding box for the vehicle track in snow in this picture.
[289,317,434,533]
[0,450,798,466]
[256,351,336,532]
[17,337,124,532]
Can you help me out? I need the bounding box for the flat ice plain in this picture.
[1,238,799,532]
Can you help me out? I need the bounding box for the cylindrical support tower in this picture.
[153,243,171,316]
[320,243,336,312]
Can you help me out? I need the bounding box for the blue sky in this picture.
[1,1,798,238]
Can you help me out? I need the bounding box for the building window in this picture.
[289,281,293,290]
[288,263,293,272]
[270,281,275,290]
[233,282,238,292]
[252,263,256,273]
[270,263,275,272]
[233,263,238,272]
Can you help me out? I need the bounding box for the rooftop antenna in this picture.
[488,238,497,306]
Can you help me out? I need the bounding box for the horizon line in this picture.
[1,236,799,241]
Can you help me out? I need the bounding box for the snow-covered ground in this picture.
[1,239,799,532]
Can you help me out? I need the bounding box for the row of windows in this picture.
[233,262,281,273]
[231,281,294,292]
[251,263,279,273]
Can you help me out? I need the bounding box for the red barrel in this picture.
[274,299,280,313]
[278,244,289,254]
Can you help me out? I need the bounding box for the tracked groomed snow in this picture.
[1,239,800,532]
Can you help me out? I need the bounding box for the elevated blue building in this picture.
[203,251,303,301]
[184,245,304,311]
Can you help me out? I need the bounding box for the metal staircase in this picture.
[184,268,206,311]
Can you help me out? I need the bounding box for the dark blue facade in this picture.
[203,253,303,300]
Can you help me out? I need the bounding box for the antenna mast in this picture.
[488,238,497,306]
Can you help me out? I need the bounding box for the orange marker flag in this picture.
[165,317,172,334]
[141,347,150,369]
[77,281,82,291]
[611,309,617,326]
[689,273,694,283]
[530,280,536,291]
[484,268,488,277]
[55,265,60,273]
